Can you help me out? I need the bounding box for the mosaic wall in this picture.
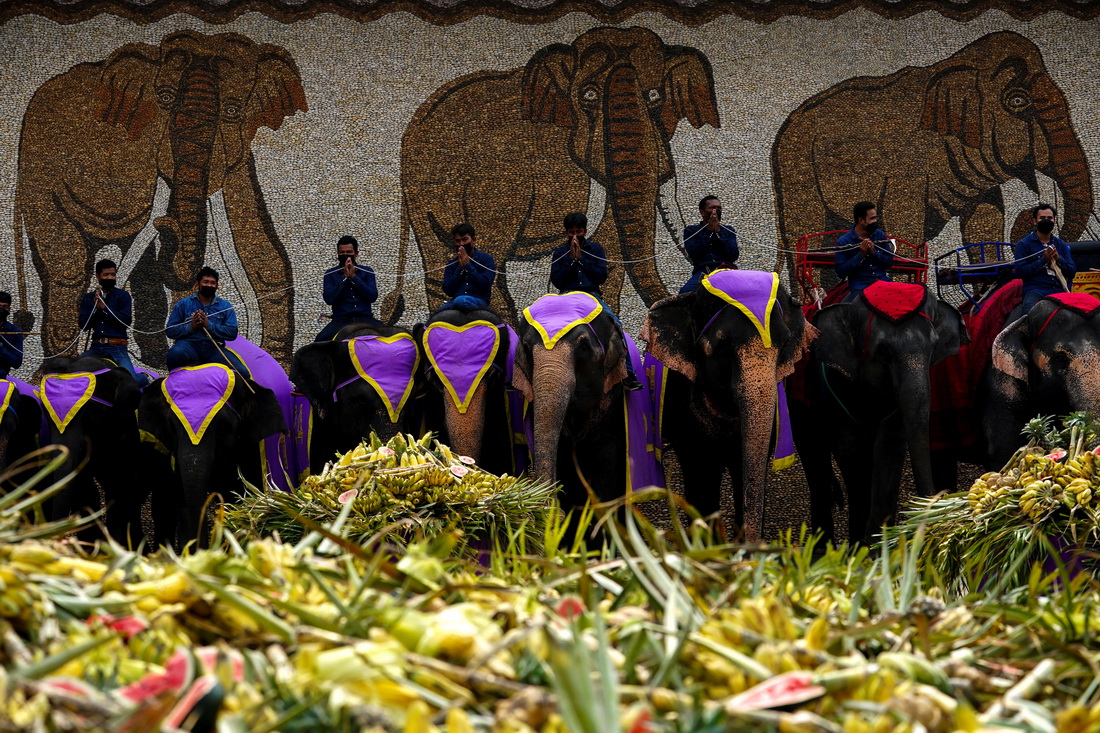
[1,6,1099,374]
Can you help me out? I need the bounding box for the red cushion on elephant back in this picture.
[860,281,926,323]
[1045,291,1100,318]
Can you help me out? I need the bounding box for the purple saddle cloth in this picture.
[423,320,501,414]
[343,333,420,423]
[38,368,109,434]
[162,364,235,445]
[523,292,603,349]
[226,336,297,492]
[700,269,780,347]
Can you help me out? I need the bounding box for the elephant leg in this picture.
[97,452,147,548]
[960,191,1006,259]
[884,177,931,247]
[865,415,907,542]
[492,259,516,323]
[736,346,779,543]
[31,220,91,358]
[673,433,725,521]
[223,160,295,367]
[832,425,871,544]
[931,448,959,493]
[131,246,170,368]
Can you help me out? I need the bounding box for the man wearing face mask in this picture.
[440,223,495,312]
[77,259,147,385]
[835,201,893,303]
[1013,203,1076,316]
[0,292,23,380]
[165,267,247,375]
[316,235,380,341]
[680,195,739,293]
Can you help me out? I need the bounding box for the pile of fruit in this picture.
[225,432,558,553]
[896,413,1100,593]
[5,442,1100,731]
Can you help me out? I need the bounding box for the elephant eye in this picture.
[646,88,662,105]
[581,86,599,105]
[157,89,176,106]
[1003,88,1031,113]
[223,103,242,119]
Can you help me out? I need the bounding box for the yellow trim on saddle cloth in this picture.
[223,347,253,380]
[38,372,99,434]
[162,364,236,446]
[701,270,779,349]
[422,320,500,415]
[523,292,603,350]
[0,380,14,422]
[347,333,420,424]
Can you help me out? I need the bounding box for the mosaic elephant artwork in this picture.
[772,31,1093,267]
[384,26,719,323]
[14,30,306,368]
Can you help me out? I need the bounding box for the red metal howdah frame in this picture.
[794,230,928,301]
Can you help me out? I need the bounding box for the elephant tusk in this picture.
[585,178,607,234]
[115,177,173,287]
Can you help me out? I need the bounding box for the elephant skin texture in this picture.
[0,385,43,477]
[291,323,425,474]
[772,31,1093,271]
[642,280,815,543]
[15,30,306,368]
[513,310,630,518]
[138,372,285,549]
[986,302,1100,468]
[39,356,148,545]
[384,26,718,323]
[415,308,517,476]
[790,292,967,544]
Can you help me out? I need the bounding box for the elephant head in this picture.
[512,310,629,505]
[94,30,307,290]
[290,324,423,471]
[522,27,718,303]
[811,292,967,499]
[988,300,1100,465]
[642,278,815,541]
[917,31,1093,240]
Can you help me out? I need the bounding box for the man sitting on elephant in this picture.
[0,292,22,379]
[440,223,496,313]
[1012,202,1076,318]
[835,201,894,302]
[77,259,148,386]
[680,196,739,293]
[316,235,381,342]
[550,212,643,391]
[165,267,248,375]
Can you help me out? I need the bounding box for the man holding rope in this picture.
[680,195,739,293]
[165,267,247,375]
[1012,202,1075,317]
[316,235,380,341]
[77,259,148,386]
[439,223,495,313]
[835,201,893,303]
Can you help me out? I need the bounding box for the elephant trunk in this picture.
[176,441,216,547]
[736,346,778,543]
[444,386,489,464]
[530,346,576,484]
[891,359,935,497]
[1033,74,1094,241]
[157,60,220,291]
[604,65,668,306]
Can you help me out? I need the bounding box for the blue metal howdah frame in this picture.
[934,242,1017,312]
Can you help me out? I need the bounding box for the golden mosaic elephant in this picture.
[771,31,1093,269]
[384,26,719,323]
[14,30,306,367]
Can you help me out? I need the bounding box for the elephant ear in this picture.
[95,42,161,139]
[246,46,308,139]
[641,293,697,381]
[775,293,819,381]
[930,299,969,366]
[601,318,628,394]
[240,384,287,445]
[512,320,535,403]
[811,304,861,380]
[138,385,175,453]
[659,46,720,137]
[992,314,1030,383]
[290,341,338,407]
[919,64,982,148]
[521,43,575,127]
[111,370,143,415]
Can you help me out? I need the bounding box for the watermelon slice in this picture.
[165,675,224,731]
[38,678,98,699]
[194,647,245,683]
[117,648,193,704]
[724,672,825,712]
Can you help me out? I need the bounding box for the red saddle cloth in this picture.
[1045,291,1100,317]
[860,281,926,323]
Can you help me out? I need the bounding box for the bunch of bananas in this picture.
[967,470,1016,515]
[967,448,1100,524]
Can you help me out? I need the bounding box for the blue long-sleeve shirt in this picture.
[323,263,377,320]
[165,294,238,343]
[442,249,496,301]
[78,288,132,340]
[0,322,23,375]
[683,223,739,276]
[834,228,893,292]
[550,239,608,296]
[1013,232,1076,297]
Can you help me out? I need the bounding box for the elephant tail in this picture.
[380,190,409,326]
